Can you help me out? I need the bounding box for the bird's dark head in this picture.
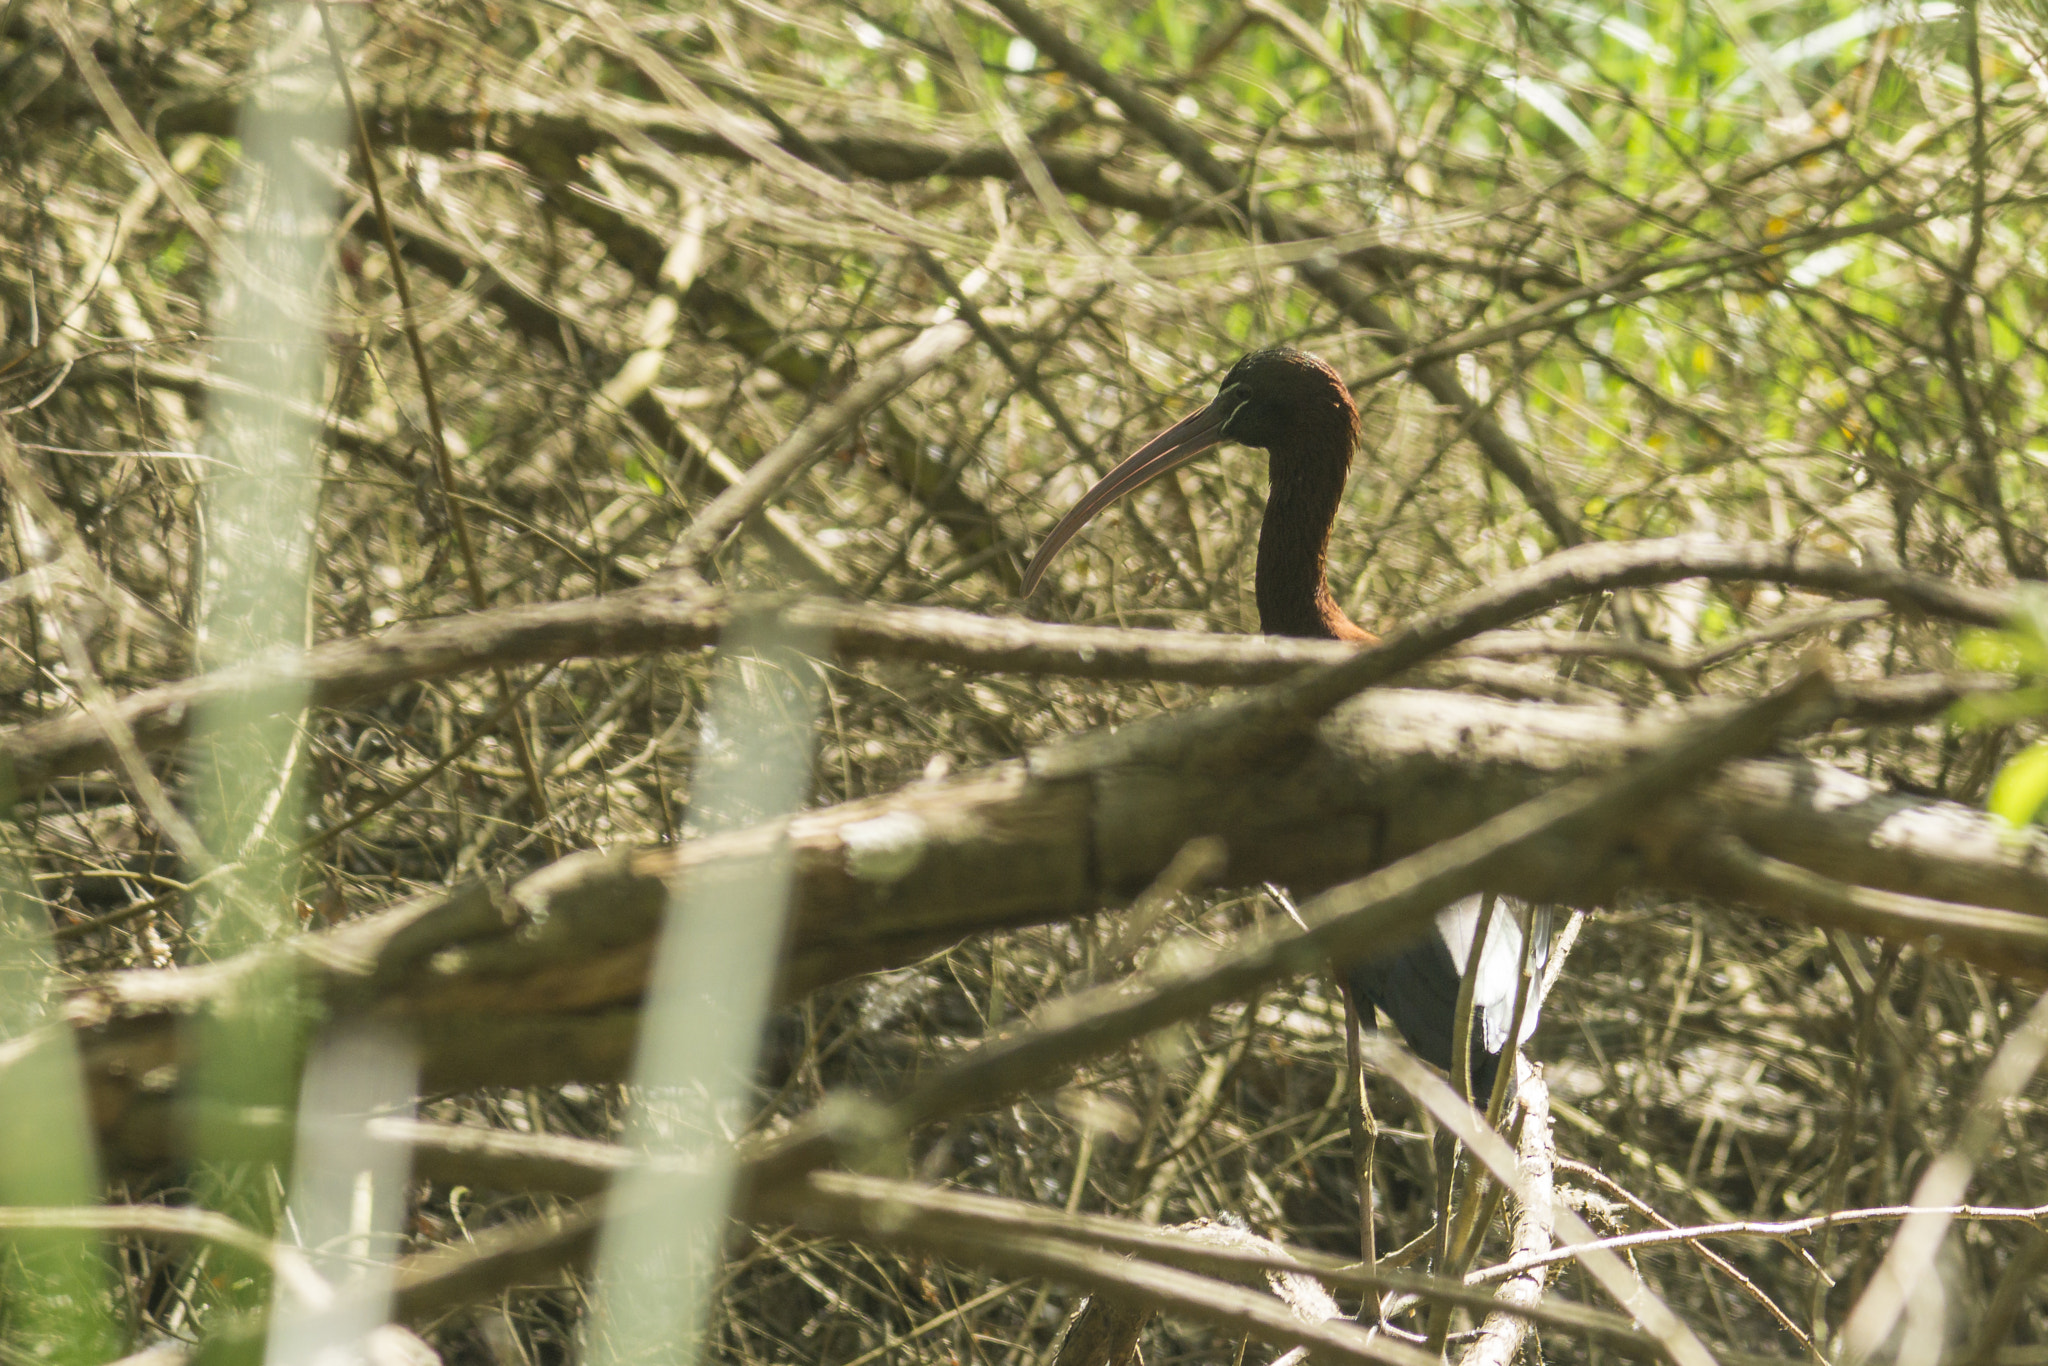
[1021,347,1358,596]
[1210,347,1360,456]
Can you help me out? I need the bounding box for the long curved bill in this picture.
[1021,399,1231,595]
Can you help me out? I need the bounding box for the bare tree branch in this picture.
[0,536,2006,794]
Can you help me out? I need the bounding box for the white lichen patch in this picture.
[1871,802,1993,853]
[841,810,931,883]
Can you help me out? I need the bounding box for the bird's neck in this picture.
[1256,442,1373,642]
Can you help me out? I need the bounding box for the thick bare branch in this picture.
[0,536,2005,794]
[34,660,2048,1183]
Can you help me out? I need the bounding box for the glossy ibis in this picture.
[1022,347,1546,1096]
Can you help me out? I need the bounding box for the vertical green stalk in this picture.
[0,783,120,1365]
[189,3,340,951]
[585,616,823,1366]
[186,0,345,1329]
[263,1028,417,1366]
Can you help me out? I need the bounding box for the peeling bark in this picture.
[28,685,2048,1180]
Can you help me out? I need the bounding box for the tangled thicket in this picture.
[6,0,2048,1362]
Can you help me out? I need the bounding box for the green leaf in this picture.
[151,231,192,280]
[1988,740,2048,827]
[624,454,666,494]
[1958,627,2023,673]
[2010,584,2048,667]
[1949,685,2048,729]
[1697,597,1735,643]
